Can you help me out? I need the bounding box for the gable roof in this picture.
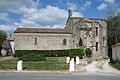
[15,28,72,34]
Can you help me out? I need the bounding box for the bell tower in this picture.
[68,9,72,18]
[68,4,72,18]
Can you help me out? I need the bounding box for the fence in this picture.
[0,62,69,70]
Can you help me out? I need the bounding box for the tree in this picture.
[107,10,120,45]
[0,30,7,52]
[85,48,92,58]
[107,10,120,60]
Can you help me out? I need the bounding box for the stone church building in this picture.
[14,10,108,59]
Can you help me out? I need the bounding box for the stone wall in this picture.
[66,17,108,59]
[112,46,120,60]
[15,33,72,50]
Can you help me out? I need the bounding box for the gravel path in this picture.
[85,59,120,74]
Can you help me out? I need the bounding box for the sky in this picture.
[0,0,120,34]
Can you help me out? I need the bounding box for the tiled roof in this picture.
[71,17,106,21]
[15,28,71,34]
[112,43,120,47]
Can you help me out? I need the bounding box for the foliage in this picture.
[0,30,7,44]
[107,10,120,58]
[85,48,92,58]
[110,59,120,70]
[69,48,84,58]
[14,50,69,57]
[0,30,7,53]
[18,53,46,62]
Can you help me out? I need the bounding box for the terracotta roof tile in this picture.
[71,17,106,21]
[15,28,72,34]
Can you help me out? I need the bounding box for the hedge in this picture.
[18,53,46,62]
[69,48,84,58]
[14,50,69,57]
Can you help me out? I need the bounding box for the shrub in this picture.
[18,53,46,62]
[14,50,69,57]
[69,48,84,58]
[85,48,92,58]
[110,59,120,70]
[76,48,84,58]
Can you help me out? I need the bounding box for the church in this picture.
[14,10,108,59]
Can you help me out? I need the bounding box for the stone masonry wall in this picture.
[15,33,72,50]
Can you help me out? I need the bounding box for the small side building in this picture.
[112,43,120,60]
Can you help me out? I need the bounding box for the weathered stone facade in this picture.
[15,33,72,50]
[65,16,108,59]
[14,10,108,59]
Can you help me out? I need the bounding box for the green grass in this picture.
[24,62,68,70]
[0,57,68,70]
[46,57,66,62]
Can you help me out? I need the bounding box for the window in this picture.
[103,37,105,45]
[35,38,37,45]
[79,38,83,46]
[63,39,67,46]
[96,27,98,36]
[96,42,98,51]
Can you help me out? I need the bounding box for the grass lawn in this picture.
[0,57,69,70]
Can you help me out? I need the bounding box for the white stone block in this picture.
[66,57,70,63]
[76,56,80,64]
[1,49,7,56]
[69,58,74,71]
[17,60,23,71]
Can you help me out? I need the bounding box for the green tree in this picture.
[107,11,120,45]
[0,30,7,52]
[85,48,92,58]
[107,10,120,60]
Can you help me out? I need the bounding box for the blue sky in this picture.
[0,0,120,34]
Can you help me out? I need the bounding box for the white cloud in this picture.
[0,25,17,33]
[21,5,82,27]
[0,0,37,14]
[67,2,77,10]
[80,0,92,11]
[104,0,115,4]
[0,1,83,33]
[0,13,8,21]
[18,19,40,27]
[0,13,14,23]
[97,3,108,10]
[84,0,92,7]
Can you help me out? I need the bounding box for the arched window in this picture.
[96,27,98,36]
[35,38,37,45]
[63,39,67,46]
[79,38,83,46]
